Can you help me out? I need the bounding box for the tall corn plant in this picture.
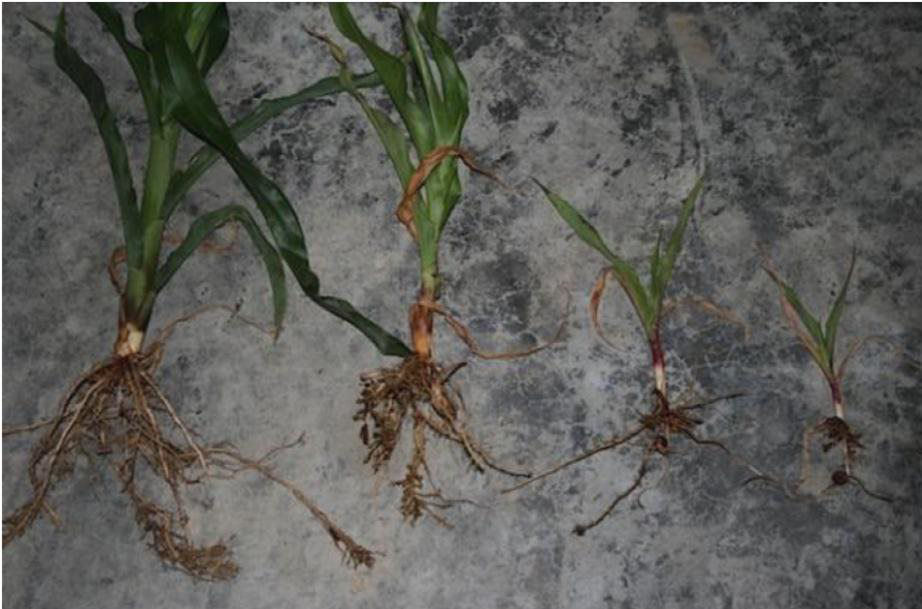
[4,3,391,578]
[37,4,408,356]
[321,4,537,523]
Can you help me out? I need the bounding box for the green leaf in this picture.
[190,3,229,77]
[333,61,415,190]
[417,4,469,142]
[649,229,663,300]
[356,99,416,189]
[329,4,408,116]
[329,4,433,154]
[34,10,143,270]
[534,180,617,264]
[825,248,856,365]
[409,4,468,235]
[162,70,383,223]
[175,3,219,51]
[783,282,825,348]
[650,175,704,314]
[89,4,161,131]
[155,204,286,334]
[398,7,446,138]
[536,179,654,334]
[763,264,832,375]
[137,6,410,357]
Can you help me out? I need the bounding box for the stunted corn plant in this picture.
[3,3,402,578]
[506,176,750,535]
[763,250,889,500]
[317,4,554,524]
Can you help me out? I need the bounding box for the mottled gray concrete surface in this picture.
[3,4,921,608]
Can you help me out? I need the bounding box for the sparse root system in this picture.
[798,415,892,503]
[356,354,526,524]
[815,416,863,464]
[4,336,374,578]
[505,388,748,535]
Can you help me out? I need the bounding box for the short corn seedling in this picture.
[505,176,751,535]
[320,4,556,524]
[763,250,891,501]
[3,4,405,577]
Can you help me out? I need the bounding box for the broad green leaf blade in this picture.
[409,4,468,235]
[534,179,619,263]
[35,10,143,270]
[329,4,433,154]
[137,7,410,357]
[536,179,654,334]
[398,7,446,138]
[178,3,220,51]
[162,70,382,222]
[89,4,161,131]
[330,55,415,189]
[356,98,416,189]
[190,3,229,77]
[329,4,409,116]
[155,204,286,334]
[825,248,856,365]
[418,4,469,142]
[651,175,704,313]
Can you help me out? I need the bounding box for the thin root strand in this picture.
[5,336,374,577]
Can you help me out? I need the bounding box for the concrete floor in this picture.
[3,4,921,608]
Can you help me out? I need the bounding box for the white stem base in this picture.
[654,364,667,398]
[115,323,145,357]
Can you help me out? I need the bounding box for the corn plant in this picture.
[320,4,548,524]
[3,3,401,578]
[506,176,749,535]
[763,250,870,489]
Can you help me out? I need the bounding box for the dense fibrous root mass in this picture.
[4,338,374,578]
[356,354,522,524]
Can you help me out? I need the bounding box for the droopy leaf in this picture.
[34,10,143,270]
[155,204,286,334]
[161,70,383,223]
[322,41,416,191]
[825,248,857,366]
[137,6,410,357]
[536,179,654,334]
